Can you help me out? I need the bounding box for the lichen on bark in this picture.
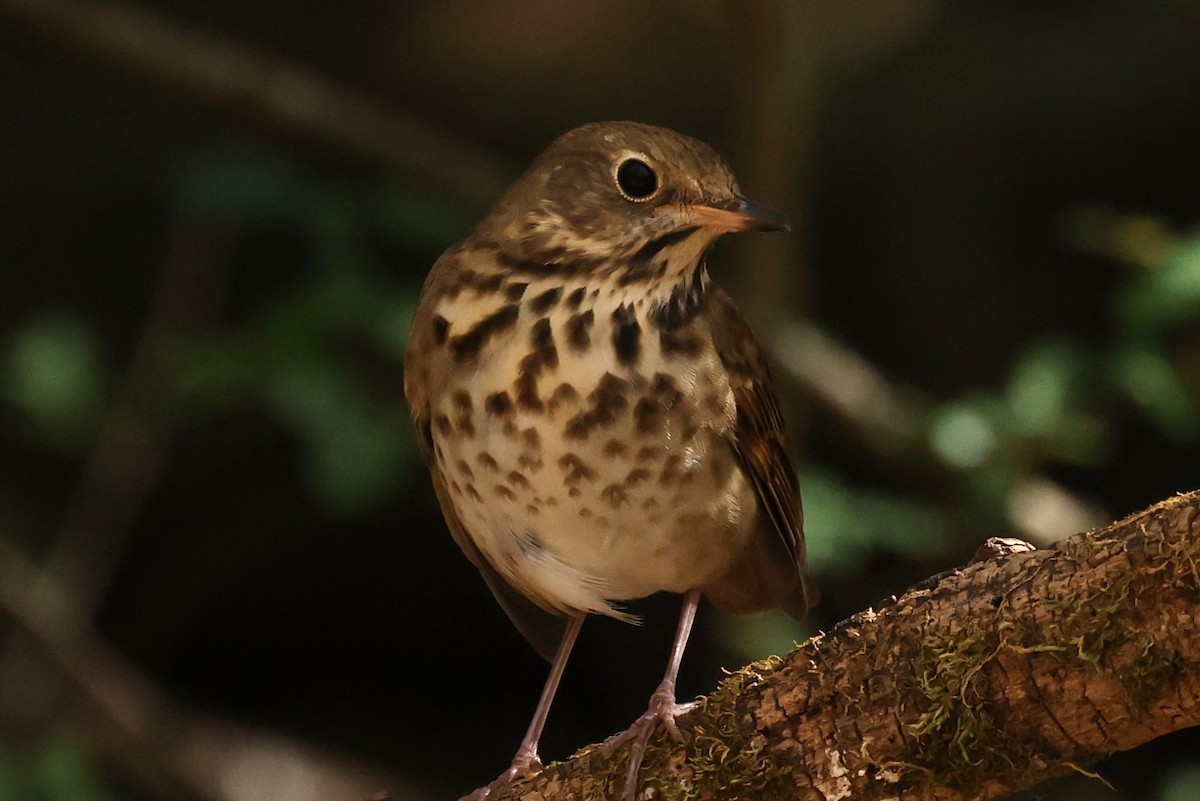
[493,491,1200,801]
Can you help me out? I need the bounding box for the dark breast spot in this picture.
[611,304,641,365]
[563,373,631,441]
[515,319,559,412]
[603,439,628,458]
[636,445,660,462]
[634,397,663,434]
[650,373,682,404]
[659,454,682,485]
[451,304,520,362]
[477,452,500,472]
[558,453,598,485]
[601,484,630,508]
[485,391,514,418]
[466,271,504,292]
[625,468,652,487]
[529,318,559,368]
[626,226,700,275]
[564,287,586,310]
[514,367,543,412]
[518,454,544,472]
[432,315,450,345]
[649,274,707,331]
[659,327,706,358]
[529,286,563,314]
[565,309,595,352]
[548,382,580,412]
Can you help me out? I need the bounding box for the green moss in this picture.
[560,656,798,800]
[607,656,796,800]
[897,630,1038,790]
[892,518,1200,793]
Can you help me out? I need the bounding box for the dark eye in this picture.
[616,158,658,201]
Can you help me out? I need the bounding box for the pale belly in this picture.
[431,346,756,619]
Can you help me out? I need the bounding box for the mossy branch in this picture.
[492,490,1200,800]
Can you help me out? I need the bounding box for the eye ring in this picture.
[614,156,659,202]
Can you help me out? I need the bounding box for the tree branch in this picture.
[489,490,1200,800]
[0,0,511,208]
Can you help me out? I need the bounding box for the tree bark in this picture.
[489,490,1200,800]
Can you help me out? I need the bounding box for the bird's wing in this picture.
[410,412,568,661]
[708,287,817,618]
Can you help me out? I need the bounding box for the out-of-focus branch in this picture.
[770,317,1110,544]
[484,490,1200,800]
[1,0,1098,544]
[0,0,511,208]
[773,318,923,454]
[0,217,229,743]
[0,536,421,801]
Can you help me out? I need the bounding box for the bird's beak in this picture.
[687,195,791,233]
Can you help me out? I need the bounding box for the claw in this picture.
[457,750,542,801]
[602,683,698,801]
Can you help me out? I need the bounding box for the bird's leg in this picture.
[602,590,702,801]
[458,613,585,801]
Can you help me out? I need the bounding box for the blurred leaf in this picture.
[1119,231,1200,338]
[0,737,120,801]
[373,187,474,253]
[801,469,946,576]
[711,608,808,664]
[1005,341,1109,465]
[34,738,118,801]
[1111,346,1200,438]
[173,149,472,258]
[172,150,337,224]
[266,357,410,513]
[1065,205,1174,270]
[928,399,1000,469]
[1006,341,1084,435]
[1162,763,1200,801]
[372,293,418,358]
[3,311,104,442]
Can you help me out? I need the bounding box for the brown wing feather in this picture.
[708,287,817,618]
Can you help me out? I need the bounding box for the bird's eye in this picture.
[615,158,658,201]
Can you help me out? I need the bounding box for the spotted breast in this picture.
[422,257,757,621]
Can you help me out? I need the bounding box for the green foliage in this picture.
[165,148,452,512]
[1118,231,1200,337]
[0,737,120,801]
[1162,763,1200,801]
[801,468,947,576]
[3,310,105,448]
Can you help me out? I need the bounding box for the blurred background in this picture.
[2,0,1199,799]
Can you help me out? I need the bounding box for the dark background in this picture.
[1,1,1199,799]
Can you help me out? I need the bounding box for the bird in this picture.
[403,121,815,801]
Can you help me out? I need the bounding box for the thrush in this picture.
[403,121,816,801]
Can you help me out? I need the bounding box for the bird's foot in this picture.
[456,749,542,801]
[602,683,698,801]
